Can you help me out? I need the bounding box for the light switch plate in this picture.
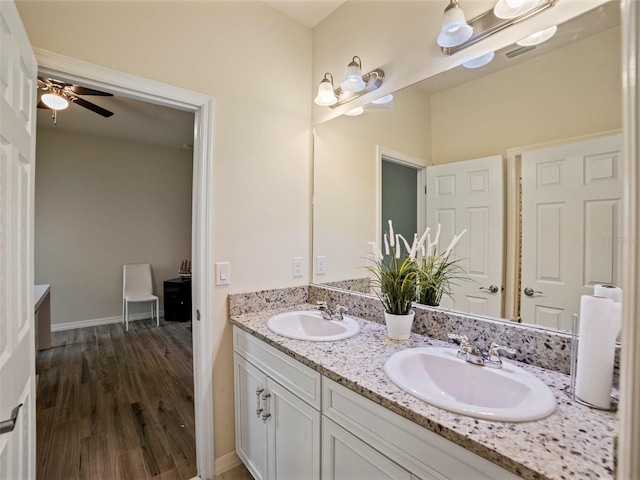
[216,262,230,285]
[316,256,326,275]
[293,257,303,277]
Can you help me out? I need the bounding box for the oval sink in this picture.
[267,311,360,341]
[384,347,556,422]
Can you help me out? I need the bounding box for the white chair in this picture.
[122,263,159,331]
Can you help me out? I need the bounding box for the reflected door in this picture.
[426,155,504,317]
[521,134,622,330]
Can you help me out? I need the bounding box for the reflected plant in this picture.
[416,224,469,307]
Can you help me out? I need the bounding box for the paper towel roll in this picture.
[575,295,617,408]
[594,284,623,303]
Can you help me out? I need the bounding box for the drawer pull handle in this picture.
[255,388,264,416]
[262,412,271,422]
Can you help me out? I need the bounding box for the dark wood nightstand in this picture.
[163,277,192,322]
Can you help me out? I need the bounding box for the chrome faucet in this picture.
[447,333,515,368]
[315,301,348,320]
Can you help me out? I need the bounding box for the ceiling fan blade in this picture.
[67,85,113,96]
[71,97,114,117]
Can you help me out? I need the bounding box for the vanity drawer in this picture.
[322,378,519,480]
[233,326,321,408]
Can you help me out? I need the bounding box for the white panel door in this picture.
[266,377,320,480]
[426,155,504,317]
[521,134,622,330]
[0,1,37,479]
[234,354,268,480]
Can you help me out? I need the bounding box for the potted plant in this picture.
[366,220,428,340]
[416,224,469,307]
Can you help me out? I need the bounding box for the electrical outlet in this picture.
[293,257,303,277]
[216,262,230,285]
[316,256,326,275]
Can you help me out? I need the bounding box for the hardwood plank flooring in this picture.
[36,318,195,480]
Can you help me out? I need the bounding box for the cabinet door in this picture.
[322,417,411,480]
[234,354,268,480]
[266,378,321,480]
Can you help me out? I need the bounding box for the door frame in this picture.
[620,1,640,476]
[375,146,428,245]
[33,49,216,479]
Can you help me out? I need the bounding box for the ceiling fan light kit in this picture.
[37,76,115,124]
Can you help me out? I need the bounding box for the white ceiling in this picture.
[263,0,345,28]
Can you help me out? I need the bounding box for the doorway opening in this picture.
[34,48,215,479]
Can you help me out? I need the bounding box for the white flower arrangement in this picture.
[367,220,468,312]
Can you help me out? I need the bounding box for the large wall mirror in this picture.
[312,1,621,333]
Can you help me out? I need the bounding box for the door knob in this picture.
[523,287,543,297]
[479,285,499,294]
[0,404,22,435]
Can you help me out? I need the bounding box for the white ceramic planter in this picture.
[384,311,415,340]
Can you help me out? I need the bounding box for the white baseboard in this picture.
[51,311,165,332]
[214,451,242,475]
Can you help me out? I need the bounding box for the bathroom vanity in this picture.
[229,292,616,480]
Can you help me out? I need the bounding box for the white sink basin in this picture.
[384,347,556,422]
[267,310,360,341]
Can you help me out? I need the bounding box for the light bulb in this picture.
[345,107,364,116]
[516,25,557,47]
[463,51,495,69]
[494,0,538,19]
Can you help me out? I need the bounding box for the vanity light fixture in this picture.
[314,56,385,109]
[463,51,495,69]
[341,56,366,93]
[438,0,556,55]
[314,73,338,106]
[516,24,557,46]
[437,0,474,48]
[493,0,538,19]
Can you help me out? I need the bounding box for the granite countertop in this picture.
[230,303,615,480]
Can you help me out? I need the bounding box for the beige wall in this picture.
[35,128,193,325]
[313,86,430,283]
[16,0,312,460]
[430,27,622,164]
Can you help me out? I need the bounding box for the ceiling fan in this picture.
[37,76,114,124]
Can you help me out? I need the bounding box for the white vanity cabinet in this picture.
[233,326,520,480]
[322,416,414,480]
[322,378,521,480]
[233,327,322,480]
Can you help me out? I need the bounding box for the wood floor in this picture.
[36,318,196,480]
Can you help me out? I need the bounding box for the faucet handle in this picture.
[485,343,516,368]
[335,305,348,314]
[447,333,469,345]
[315,300,328,310]
[488,343,515,357]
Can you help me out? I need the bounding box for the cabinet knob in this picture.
[261,412,271,422]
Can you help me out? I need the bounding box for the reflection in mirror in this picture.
[312,2,621,332]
